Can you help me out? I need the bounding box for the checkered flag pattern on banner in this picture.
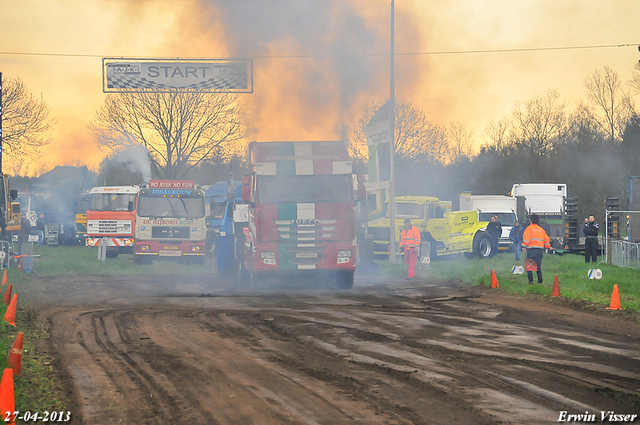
[108,75,248,91]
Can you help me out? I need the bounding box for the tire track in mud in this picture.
[47,286,640,425]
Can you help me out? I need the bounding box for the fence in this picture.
[606,210,640,269]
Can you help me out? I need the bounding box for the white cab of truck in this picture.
[459,193,517,251]
[510,183,566,216]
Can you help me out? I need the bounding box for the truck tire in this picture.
[336,270,354,289]
[473,233,493,259]
[134,255,153,265]
[105,250,119,259]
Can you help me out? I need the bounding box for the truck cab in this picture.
[477,209,517,251]
[367,196,493,259]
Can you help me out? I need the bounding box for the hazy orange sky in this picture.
[1,0,639,176]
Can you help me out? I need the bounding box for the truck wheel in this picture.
[134,255,152,265]
[237,260,250,286]
[250,271,264,287]
[473,233,493,259]
[106,250,119,259]
[336,270,354,289]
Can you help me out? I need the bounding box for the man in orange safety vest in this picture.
[522,214,553,285]
[400,218,421,278]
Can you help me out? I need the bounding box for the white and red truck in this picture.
[133,180,207,264]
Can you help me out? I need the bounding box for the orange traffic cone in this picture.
[0,368,14,425]
[17,259,22,273]
[606,284,622,310]
[1,270,7,287]
[491,270,499,288]
[2,285,12,306]
[3,294,16,327]
[6,333,23,376]
[552,275,561,297]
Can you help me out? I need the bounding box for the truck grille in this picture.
[151,226,189,238]
[87,220,132,235]
[275,219,336,242]
[288,247,324,265]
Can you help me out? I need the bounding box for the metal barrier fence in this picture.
[0,241,10,269]
[605,210,640,269]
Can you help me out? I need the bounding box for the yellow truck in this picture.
[366,195,493,259]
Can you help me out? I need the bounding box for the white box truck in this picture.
[459,193,519,252]
[510,183,567,242]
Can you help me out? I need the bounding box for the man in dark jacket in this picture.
[509,220,524,261]
[486,215,502,257]
[583,215,599,263]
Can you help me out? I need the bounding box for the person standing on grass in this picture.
[509,220,524,261]
[583,215,599,264]
[36,213,46,248]
[399,218,421,279]
[486,215,502,257]
[521,214,552,285]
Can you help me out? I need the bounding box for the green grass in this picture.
[10,245,212,281]
[0,303,68,416]
[379,251,640,312]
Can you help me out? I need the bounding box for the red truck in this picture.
[239,141,364,289]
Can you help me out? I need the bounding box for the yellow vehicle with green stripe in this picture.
[366,195,493,259]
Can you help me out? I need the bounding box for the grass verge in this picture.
[378,250,640,313]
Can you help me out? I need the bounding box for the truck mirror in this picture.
[128,200,135,212]
[9,189,17,200]
[241,175,252,202]
[357,174,366,200]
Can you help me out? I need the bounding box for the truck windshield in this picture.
[137,193,205,218]
[385,203,424,219]
[256,175,352,204]
[89,193,137,212]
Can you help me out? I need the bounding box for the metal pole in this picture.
[389,0,398,263]
[0,72,3,173]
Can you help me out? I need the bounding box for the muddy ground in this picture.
[17,270,640,425]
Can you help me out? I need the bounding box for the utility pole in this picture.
[0,72,3,174]
[389,1,398,263]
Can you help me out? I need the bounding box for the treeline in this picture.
[392,115,640,223]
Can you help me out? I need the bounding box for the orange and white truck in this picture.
[85,185,139,258]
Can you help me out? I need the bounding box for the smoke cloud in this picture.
[110,145,152,183]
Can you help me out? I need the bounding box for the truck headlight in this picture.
[337,250,352,264]
[261,251,276,265]
[191,246,200,252]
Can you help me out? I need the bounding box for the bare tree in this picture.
[1,75,54,171]
[351,99,448,163]
[510,89,566,158]
[89,91,242,179]
[582,66,632,143]
[447,121,475,165]
[481,118,510,153]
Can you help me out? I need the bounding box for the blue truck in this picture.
[205,180,246,275]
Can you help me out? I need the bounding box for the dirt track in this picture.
[21,271,640,424]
